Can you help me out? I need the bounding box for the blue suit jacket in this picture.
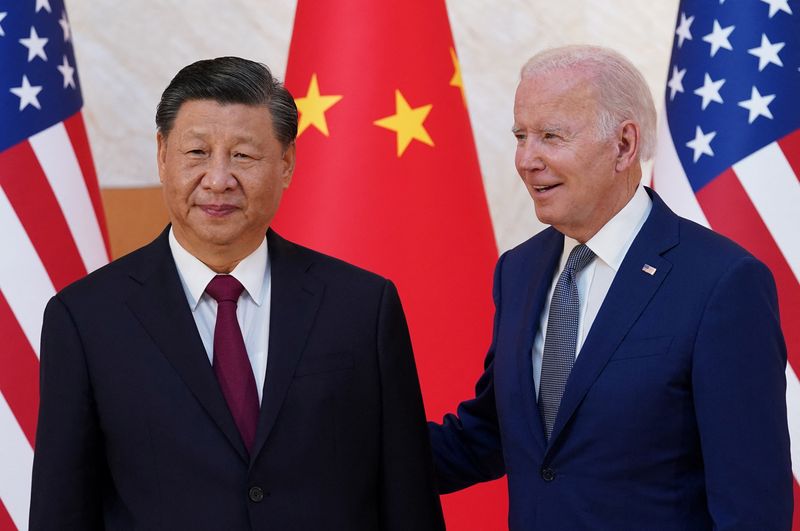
[30,228,444,531]
[430,189,792,530]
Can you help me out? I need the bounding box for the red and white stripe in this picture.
[653,118,800,511]
[0,112,108,530]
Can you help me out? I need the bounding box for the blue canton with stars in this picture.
[666,0,800,192]
[0,0,82,153]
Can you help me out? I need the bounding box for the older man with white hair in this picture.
[430,45,792,530]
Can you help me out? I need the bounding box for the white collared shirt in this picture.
[533,185,652,398]
[169,229,271,403]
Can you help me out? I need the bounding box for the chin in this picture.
[191,226,239,246]
[532,206,557,227]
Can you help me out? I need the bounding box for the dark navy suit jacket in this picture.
[30,229,444,531]
[430,189,792,530]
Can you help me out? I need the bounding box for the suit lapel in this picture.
[546,189,680,450]
[125,228,249,462]
[249,230,323,463]
[516,228,563,453]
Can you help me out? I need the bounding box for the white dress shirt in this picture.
[169,229,271,403]
[533,185,652,398]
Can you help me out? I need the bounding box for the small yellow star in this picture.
[373,90,434,157]
[450,47,466,105]
[294,73,343,137]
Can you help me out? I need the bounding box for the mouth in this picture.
[531,183,561,195]
[198,204,238,217]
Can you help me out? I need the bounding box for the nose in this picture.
[200,153,238,192]
[515,140,544,176]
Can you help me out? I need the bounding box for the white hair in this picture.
[520,45,658,161]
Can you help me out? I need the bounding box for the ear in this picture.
[614,120,640,173]
[156,132,167,183]
[281,142,296,189]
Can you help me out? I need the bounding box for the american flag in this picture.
[652,0,800,525]
[0,0,108,528]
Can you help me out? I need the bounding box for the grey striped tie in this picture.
[538,243,595,440]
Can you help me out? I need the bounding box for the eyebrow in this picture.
[511,125,567,135]
[180,129,260,145]
[541,126,565,134]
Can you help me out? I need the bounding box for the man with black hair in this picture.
[30,57,444,531]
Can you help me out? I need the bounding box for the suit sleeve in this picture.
[376,280,445,531]
[29,295,105,531]
[427,253,506,493]
[692,255,793,530]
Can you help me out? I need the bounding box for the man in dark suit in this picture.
[30,57,444,531]
[429,45,792,529]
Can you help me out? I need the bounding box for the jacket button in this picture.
[248,486,265,502]
[540,467,556,482]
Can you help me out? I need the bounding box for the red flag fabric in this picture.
[0,1,109,528]
[276,1,505,528]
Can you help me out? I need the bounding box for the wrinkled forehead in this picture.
[518,65,600,99]
[165,100,276,145]
[514,69,602,121]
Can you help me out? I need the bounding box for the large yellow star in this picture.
[373,90,434,157]
[450,47,466,105]
[294,73,343,137]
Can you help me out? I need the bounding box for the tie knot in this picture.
[564,244,595,275]
[205,275,245,303]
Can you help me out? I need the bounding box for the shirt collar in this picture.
[579,185,652,272]
[168,228,269,309]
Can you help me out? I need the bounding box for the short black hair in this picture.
[155,56,298,148]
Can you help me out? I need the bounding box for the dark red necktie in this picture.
[205,274,259,453]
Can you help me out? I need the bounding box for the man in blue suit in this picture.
[429,45,792,529]
[30,57,444,530]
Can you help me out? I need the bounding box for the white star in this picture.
[667,66,687,101]
[693,73,725,110]
[59,11,71,42]
[57,55,76,89]
[702,20,735,57]
[675,12,695,48]
[10,75,43,111]
[738,86,775,123]
[35,0,52,13]
[686,126,716,163]
[760,0,793,17]
[0,12,7,38]
[748,34,785,71]
[19,26,49,62]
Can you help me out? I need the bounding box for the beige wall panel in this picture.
[101,187,168,259]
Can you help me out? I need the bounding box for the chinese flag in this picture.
[275,1,505,529]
